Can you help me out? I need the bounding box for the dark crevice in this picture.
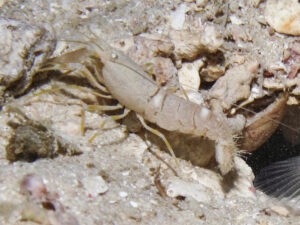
[245,128,300,176]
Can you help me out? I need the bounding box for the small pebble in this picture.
[270,205,290,217]
[129,201,139,208]
[82,176,108,197]
[20,174,47,200]
[122,171,130,176]
[119,191,128,198]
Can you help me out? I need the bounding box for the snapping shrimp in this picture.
[44,39,238,175]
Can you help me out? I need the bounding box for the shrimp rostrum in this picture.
[43,39,238,175]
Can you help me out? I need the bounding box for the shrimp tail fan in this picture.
[254,156,300,199]
[254,156,300,201]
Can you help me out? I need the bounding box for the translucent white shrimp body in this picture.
[96,44,237,175]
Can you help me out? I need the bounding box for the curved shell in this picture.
[265,0,300,36]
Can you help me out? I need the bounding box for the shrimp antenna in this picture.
[179,81,299,135]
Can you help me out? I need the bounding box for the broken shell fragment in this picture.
[82,176,108,197]
[200,64,225,82]
[166,177,218,204]
[178,59,204,91]
[170,3,187,30]
[0,17,55,95]
[169,26,223,61]
[265,0,300,36]
[241,94,287,152]
[209,62,258,110]
[282,41,300,78]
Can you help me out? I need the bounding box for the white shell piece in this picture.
[265,0,300,36]
[230,15,243,25]
[196,0,208,7]
[82,176,108,197]
[170,4,187,30]
[129,201,139,208]
[166,177,212,204]
[178,59,204,91]
[186,90,204,105]
[119,191,128,198]
[270,205,290,217]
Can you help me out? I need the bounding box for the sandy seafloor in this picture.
[0,0,299,224]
